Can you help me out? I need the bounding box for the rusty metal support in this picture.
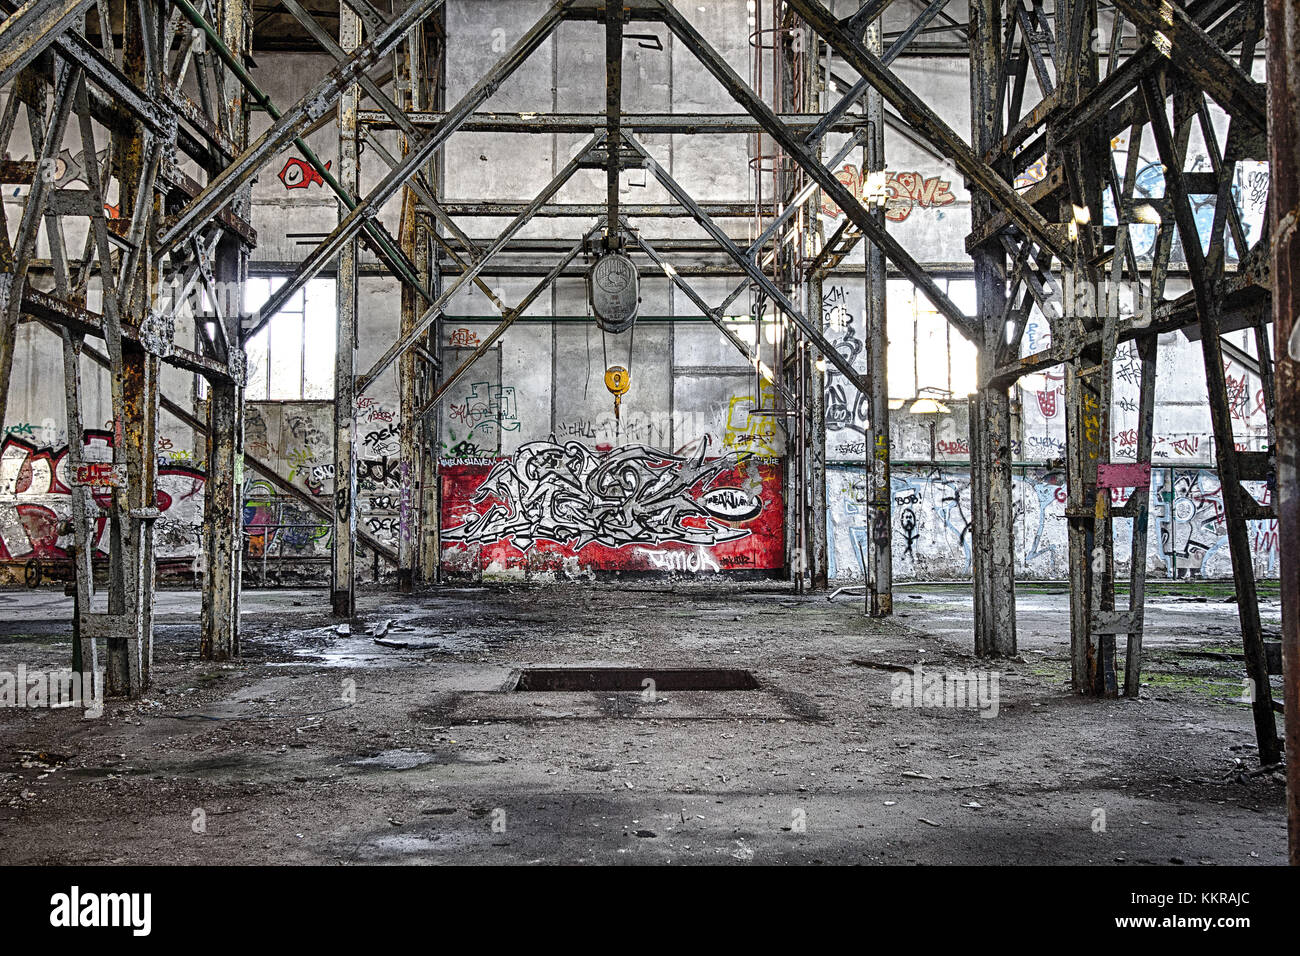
[331,1,361,618]
[0,0,95,88]
[200,0,249,661]
[805,25,828,592]
[784,0,1067,261]
[156,0,447,256]
[1141,73,1278,758]
[625,132,867,394]
[862,14,891,617]
[1112,0,1267,133]
[968,0,1015,656]
[396,27,426,592]
[652,0,975,342]
[250,0,573,338]
[1266,0,1300,865]
[361,133,604,396]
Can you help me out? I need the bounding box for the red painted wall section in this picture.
[439,440,784,575]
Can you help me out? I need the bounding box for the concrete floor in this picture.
[0,583,1287,865]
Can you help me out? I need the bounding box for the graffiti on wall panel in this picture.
[819,165,958,223]
[822,285,869,438]
[0,431,205,563]
[826,463,1278,582]
[723,381,779,457]
[440,439,784,574]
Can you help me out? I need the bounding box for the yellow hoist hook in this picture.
[604,365,630,427]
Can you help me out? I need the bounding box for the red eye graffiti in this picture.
[278,157,330,190]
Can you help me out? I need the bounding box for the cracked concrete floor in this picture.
[0,583,1287,865]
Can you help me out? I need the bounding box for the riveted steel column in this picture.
[1266,0,1300,865]
[862,13,891,617]
[200,0,250,661]
[397,27,425,592]
[106,0,160,694]
[806,15,828,590]
[969,0,1015,656]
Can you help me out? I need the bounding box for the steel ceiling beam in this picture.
[156,0,447,257]
[355,132,605,395]
[624,132,867,395]
[244,0,572,337]
[1113,0,1267,132]
[651,0,977,343]
[783,0,1067,261]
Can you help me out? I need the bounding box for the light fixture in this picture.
[1132,203,1162,225]
[908,397,951,414]
[888,398,906,411]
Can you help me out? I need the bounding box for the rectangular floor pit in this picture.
[507,668,759,692]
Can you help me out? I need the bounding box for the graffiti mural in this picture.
[440,439,783,575]
[723,381,779,457]
[277,156,331,190]
[819,165,959,223]
[827,463,1277,582]
[0,430,205,566]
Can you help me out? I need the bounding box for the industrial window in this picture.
[886,278,979,400]
[242,277,337,401]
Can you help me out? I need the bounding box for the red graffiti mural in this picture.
[438,441,784,574]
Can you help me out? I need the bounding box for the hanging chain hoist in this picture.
[588,233,641,440]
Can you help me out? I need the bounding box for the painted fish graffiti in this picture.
[277,156,331,190]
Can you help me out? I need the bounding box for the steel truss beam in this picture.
[356,133,604,396]
[784,0,1068,261]
[624,132,866,395]
[1112,0,1267,132]
[1141,72,1279,760]
[355,111,864,134]
[649,0,977,343]
[245,0,571,338]
[0,0,96,89]
[157,0,446,256]
[959,0,1281,771]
